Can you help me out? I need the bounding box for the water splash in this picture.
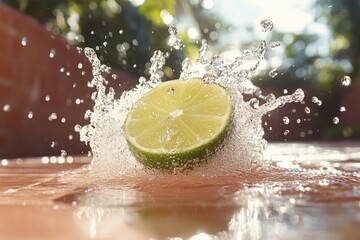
[80,22,305,177]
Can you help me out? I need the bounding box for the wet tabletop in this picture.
[1,142,360,240]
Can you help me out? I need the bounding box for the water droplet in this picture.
[269,68,278,78]
[311,96,322,106]
[27,111,33,119]
[265,93,276,103]
[249,98,259,109]
[305,107,310,114]
[341,76,351,86]
[112,74,117,79]
[333,117,339,124]
[49,49,56,58]
[51,141,56,148]
[45,95,51,102]
[291,89,305,102]
[168,36,183,50]
[284,130,290,135]
[283,116,290,124]
[21,37,27,46]
[168,25,178,35]
[296,118,301,123]
[48,113,57,121]
[103,41,107,47]
[61,150,67,157]
[2,104,11,112]
[260,19,273,32]
[60,67,65,73]
[283,89,288,94]
[167,87,175,96]
[270,41,280,49]
[340,106,346,112]
[203,73,217,84]
[78,63,83,69]
[74,124,82,132]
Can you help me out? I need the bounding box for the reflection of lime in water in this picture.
[123,78,232,170]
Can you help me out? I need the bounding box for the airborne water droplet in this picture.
[27,111,33,119]
[340,106,346,112]
[260,19,273,32]
[269,68,278,78]
[49,49,56,58]
[333,117,339,124]
[270,41,281,49]
[311,96,322,106]
[21,37,27,46]
[168,25,178,35]
[291,89,305,103]
[305,107,310,114]
[3,104,11,112]
[283,116,290,125]
[341,76,351,86]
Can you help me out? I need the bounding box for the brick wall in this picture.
[0,4,136,159]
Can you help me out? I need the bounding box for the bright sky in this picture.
[213,0,329,45]
[215,0,314,30]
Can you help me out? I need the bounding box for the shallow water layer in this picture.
[1,142,360,240]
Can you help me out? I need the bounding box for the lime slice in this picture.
[123,78,232,170]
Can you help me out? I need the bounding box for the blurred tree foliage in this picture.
[315,0,360,77]
[255,0,359,94]
[4,0,227,79]
[235,0,359,139]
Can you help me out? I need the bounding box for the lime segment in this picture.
[123,78,232,170]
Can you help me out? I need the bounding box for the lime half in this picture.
[123,78,232,170]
